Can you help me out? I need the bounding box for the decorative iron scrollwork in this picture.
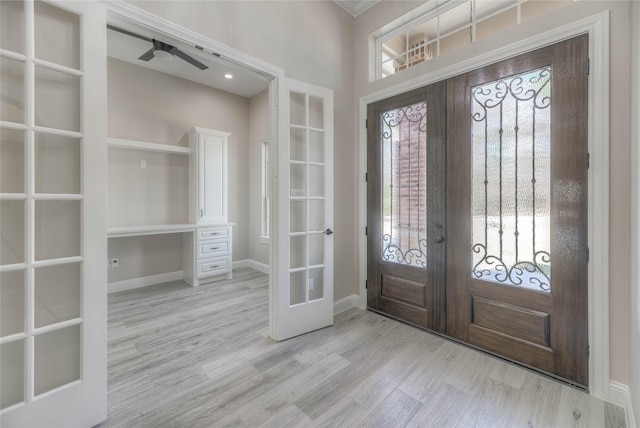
[472,244,550,291]
[382,234,427,268]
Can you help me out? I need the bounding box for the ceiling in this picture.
[332,0,381,17]
[106,20,270,99]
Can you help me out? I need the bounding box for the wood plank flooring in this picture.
[100,268,626,428]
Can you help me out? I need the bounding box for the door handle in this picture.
[325,228,334,235]
[435,236,445,243]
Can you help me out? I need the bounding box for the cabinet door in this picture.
[198,134,227,223]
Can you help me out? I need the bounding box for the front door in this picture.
[367,35,589,387]
[367,82,447,332]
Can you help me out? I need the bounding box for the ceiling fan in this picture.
[107,24,209,71]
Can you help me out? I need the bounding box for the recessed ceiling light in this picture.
[224,73,233,79]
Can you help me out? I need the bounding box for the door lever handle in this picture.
[325,228,334,235]
[435,236,445,243]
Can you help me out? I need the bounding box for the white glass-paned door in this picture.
[276,78,333,340]
[0,1,107,426]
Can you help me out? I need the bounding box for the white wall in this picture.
[107,57,252,282]
[354,0,632,396]
[249,90,270,266]
[126,0,357,301]
[630,0,640,421]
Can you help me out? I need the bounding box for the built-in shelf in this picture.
[107,137,192,155]
[107,224,196,238]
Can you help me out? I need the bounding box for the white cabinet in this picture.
[196,225,232,281]
[188,127,229,224]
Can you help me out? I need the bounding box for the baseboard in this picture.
[232,259,270,273]
[610,381,636,428]
[334,294,360,315]
[108,271,183,294]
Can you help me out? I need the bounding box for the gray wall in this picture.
[107,57,253,282]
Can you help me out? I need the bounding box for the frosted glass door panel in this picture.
[308,96,324,129]
[34,0,80,69]
[309,130,324,163]
[309,268,323,301]
[1,270,25,337]
[290,235,306,269]
[0,56,25,124]
[290,92,305,126]
[1,200,25,265]
[289,271,306,305]
[35,134,81,194]
[34,262,81,328]
[34,324,80,396]
[34,66,80,132]
[290,201,306,233]
[34,200,81,260]
[290,164,306,197]
[309,166,324,197]
[0,0,25,53]
[308,200,324,231]
[309,234,324,266]
[0,129,25,193]
[290,128,306,162]
[0,339,25,410]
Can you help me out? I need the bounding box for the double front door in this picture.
[367,35,589,387]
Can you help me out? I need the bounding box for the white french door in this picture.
[0,0,107,426]
[275,78,334,340]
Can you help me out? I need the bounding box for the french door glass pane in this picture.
[34,324,81,396]
[34,262,81,328]
[1,200,25,265]
[0,339,25,410]
[309,268,323,301]
[289,271,306,305]
[34,66,80,132]
[381,101,428,268]
[471,66,552,292]
[1,269,25,337]
[34,0,80,69]
[34,200,81,261]
[0,128,26,193]
[0,0,25,54]
[0,56,25,124]
[35,133,81,194]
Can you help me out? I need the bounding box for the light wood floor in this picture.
[101,267,625,428]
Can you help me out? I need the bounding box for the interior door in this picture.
[275,78,334,341]
[367,82,447,331]
[0,0,108,425]
[447,35,589,387]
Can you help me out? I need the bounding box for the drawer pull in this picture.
[211,265,219,269]
[210,246,220,250]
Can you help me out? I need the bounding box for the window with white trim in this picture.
[375,0,572,80]
[260,140,270,242]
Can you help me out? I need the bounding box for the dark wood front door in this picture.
[367,35,589,387]
[367,81,447,332]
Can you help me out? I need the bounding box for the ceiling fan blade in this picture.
[173,48,209,70]
[107,24,153,42]
[138,48,155,61]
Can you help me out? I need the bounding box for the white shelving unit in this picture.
[107,130,232,290]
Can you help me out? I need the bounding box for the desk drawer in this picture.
[198,228,228,240]
[197,258,229,278]
[197,240,229,259]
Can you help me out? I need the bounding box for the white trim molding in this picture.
[108,271,183,294]
[358,11,610,399]
[334,294,360,315]
[232,259,270,274]
[609,382,637,428]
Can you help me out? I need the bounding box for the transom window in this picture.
[374,0,571,80]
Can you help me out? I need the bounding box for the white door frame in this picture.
[102,1,285,339]
[358,11,611,400]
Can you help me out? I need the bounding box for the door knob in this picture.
[325,228,334,235]
[435,236,445,243]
